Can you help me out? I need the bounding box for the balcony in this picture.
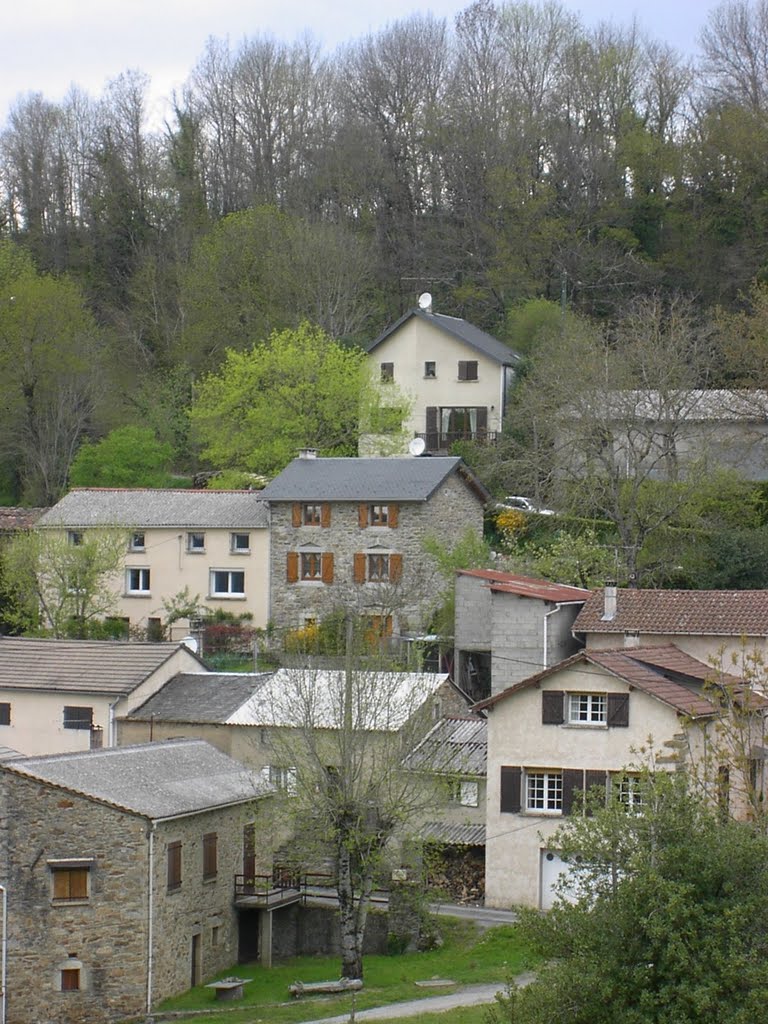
[415,430,499,454]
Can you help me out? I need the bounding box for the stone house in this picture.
[476,645,767,910]
[0,739,271,1024]
[365,303,520,454]
[258,453,489,638]
[574,585,768,669]
[36,488,270,639]
[454,570,590,701]
[0,635,205,755]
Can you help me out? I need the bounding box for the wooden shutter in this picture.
[584,770,609,815]
[388,503,399,528]
[292,503,301,527]
[321,553,334,584]
[542,690,564,725]
[607,693,629,727]
[353,553,366,583]
[286,552,299,583]
[389,554,403,583]
[358,504,369,528]
[561,768,584,816]
[458,360,468,380]
[320,503,331,528]
[476,407,488,437]
[426,407,438,450]
[500,766,522,813]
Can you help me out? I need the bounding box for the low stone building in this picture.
[0,739,271,1024]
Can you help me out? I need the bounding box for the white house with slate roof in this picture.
[258,453,489,637]
[365,305,520,453]
[37,488,270,638]
[0,635,205,755]
[0,739,272,1024]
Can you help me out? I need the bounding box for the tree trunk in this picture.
[337,844,364,980]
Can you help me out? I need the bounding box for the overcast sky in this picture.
[3,0,714,129]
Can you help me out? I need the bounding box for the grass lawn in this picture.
[155,919,533,1024]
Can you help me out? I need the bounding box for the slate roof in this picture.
[0,637,203,696]
[258,456,490,503]
[37,488,269,529]
[367,308,521,366]
[473,644,757,719]
[458,569,590,603]
[415,821,486,846]
[1,739,268,820]
[402,716,487,776]
[0,507,47,530]
[127,672,275,723]
[574,589,768,637]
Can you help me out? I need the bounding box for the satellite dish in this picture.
[418,292,433,312]
[181,635,199,653]
[409,437,426,457]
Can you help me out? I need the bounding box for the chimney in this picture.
[601,582,617,622]
[298,448,318,460]
[624,631,640,649]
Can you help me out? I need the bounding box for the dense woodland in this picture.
[2,0,768,506]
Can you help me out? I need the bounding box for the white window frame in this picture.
[261,765,297,794]
[187,532,206,553]
[615,773,644,808]
[525,770,563,814]
[450,780,479,807]
[126,567,151,595]
[209,569,245,597]
[230,532,250,554]
[129,531,145,552]
[568,693,607,725]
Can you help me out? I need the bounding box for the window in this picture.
[424,361,436,378]
[354,552,402,583]
[616,774,643,808]
[380,361,394,381]
[568,693,607,725]
[457,360,478,381]
[0,702,10,726]
[449,780,479,807]
[51,865,90,901]
[261,765,297,793]
[359,503,398,528]
[126,567,150,594]
[303,504,322,526]
[61,969,80,992]
[292,502,330,528]
[167,841,182,891]
[300,552,322,581]
[436,406,488,444]
[202,833,218,880]
[231,532,250,553]
[63,706,93,730]
[67,530,83,546]
[363,615,393,647]
[370,505,389,527]
[187,532,205,553]
[526,771,563,813]
[210,569,245,597]
[367,553,390,582]
[211,925,220,947]
[129,532,145,551]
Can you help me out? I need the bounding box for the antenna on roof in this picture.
[418,292,433,313]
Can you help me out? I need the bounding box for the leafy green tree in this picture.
[489,771,768,1024]
[69,426,173,488]
[189,323,377,477]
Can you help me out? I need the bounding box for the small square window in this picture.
[616,774,643,808]
[231,532,250,553]
[300,552,323,581]
[52,866,90,901]
[126,567,150,594]
[568,693,606,725]
[210,569,245,597]
[61,968,80,992]
[449,780,479,807]
[129,532,145,551]
[302,504,322,526]
[187,532,205,553]
[457,360,478,381]
[68,531,83,546]
[380,362,394,382]
[424,361,436,378]
[261,766,297,793]
[0,702,10,726]
[369,504,389,527]
[526,771,562,813]
[63,706,93,730]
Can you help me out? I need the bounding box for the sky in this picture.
[3,0,714,130]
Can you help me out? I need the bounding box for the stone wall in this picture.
[268,471,484,634]
[269,904,389,960]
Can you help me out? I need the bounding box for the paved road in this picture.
[430,902,518,929]
[296,972,536,1024]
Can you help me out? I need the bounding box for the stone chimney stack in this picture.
[601,582,617,622]
[624,631,640,649]
[298,448,318,460]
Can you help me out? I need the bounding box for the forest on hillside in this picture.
[1,0,768,506]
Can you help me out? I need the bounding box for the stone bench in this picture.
[205,977,251,1001]
[289,978,363,998]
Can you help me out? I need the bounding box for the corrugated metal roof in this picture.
[415,821,486,846]
[2,739,269,819]
[574,589,768,637]
[37,489,269,529]
[259,457,489,503]
[367,308,520,367]
[403,716,487,776]
[0,637,203,696]
[458,569,590,603]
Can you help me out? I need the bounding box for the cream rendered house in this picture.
[365,304,520,453]
[37,489,270,638]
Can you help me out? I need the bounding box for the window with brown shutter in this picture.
[52,866,89,900]
[500,766,522,813]
[390,553,403,582]
[542,691,564,724]
[607,693,629,727]
[203,833,218,880]
[320,503,331,528]
[584,770,609,814]
[353,552,366,583]
[458,360,478,381]
[561,768,585,815]
[292,503,301,527]
[287,551,299,583]
[61,969,80,991]
[358,504,369,528]
[388,504,399,528]
[167,841,182,891]
[321,552,334,584]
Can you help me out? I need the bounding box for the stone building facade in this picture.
[259,455,488,637]
[0,740,270,1024]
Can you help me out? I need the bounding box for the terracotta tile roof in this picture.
[473,644,748,719]
[0,507,47,530]
[458,569,590,603]
[574,589,768,637]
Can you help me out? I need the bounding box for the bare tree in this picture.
[700,0,768,112]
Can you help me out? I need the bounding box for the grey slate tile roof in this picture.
[127,672,275,723]
[2,738,269,819]
[259,456,489,503]
[37,488,269,529]
[367,308,521,366]
[402,716,487,776]
[0,637,203,696]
